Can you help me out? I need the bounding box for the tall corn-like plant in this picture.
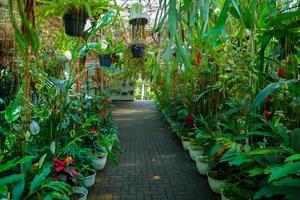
[8,0,40,155]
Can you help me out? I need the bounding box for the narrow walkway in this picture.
[89,101,215,200]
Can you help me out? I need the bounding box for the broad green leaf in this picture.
[38,154,47,169]
[254,185,300,200]
[50,141,56,155]
[30,165,51,192]
[231,0,240,16]
[246,167,265,177]
[285,154,300,162]
[269,161,300,182]
[88,11,116,41]
[249,147,285,156]
[290,128,300,153]
[0,184,8,197]
[272,177,300,187]
[0,156,34,173]
[251,80,298,109]
[0,174,24,185]
[248,131,274,137]
[12,174,25,200]
[5,101,21,123]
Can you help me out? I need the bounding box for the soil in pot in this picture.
[207,171,227,194]
[98,54,113,67]
[131,44,145,58]
[63,7,89,37]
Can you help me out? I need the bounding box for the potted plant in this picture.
[130,38,146,58]
[96,39,125,67]
[37,0,114,36]
[129,2,149,26]
[207,170,227,194]
[220,183,252,200]
[195,155,211,175]
[181,134,194,151]
[188,139,204,160]
[80,166,97,187]
[63,4,89,37]
[90,151,108,171]
[73,186,88,200]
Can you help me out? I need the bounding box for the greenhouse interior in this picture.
[0,0,300,199]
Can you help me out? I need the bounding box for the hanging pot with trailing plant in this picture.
[130,43,146,58]
[129,2,149,26]
[98,54,113,67]
[63,5,89,37]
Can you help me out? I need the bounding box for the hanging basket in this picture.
[129,3,149,26]
[63,8,89,37]
[131,44,146,58]
[98,54,113,67]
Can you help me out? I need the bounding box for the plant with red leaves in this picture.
[53,154,80,185]
[185,114,196,129]
[215,146,229,159]
[263,109,271,121]
[264,95,270,102]
[277,65,286,78]
[89,126,97,134]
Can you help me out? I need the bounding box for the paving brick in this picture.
[88,101,217,200]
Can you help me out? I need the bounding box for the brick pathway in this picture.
[89,101,216,200]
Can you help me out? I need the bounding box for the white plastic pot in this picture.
[182,140,191,151]
[73,186,88,200]
[196,157,210,175]
[129,3,149,25]
[188,146,204,160]
[91,154,107,171]
[83,170,96,187]
[221,192,231,200]
[207,171,227,194]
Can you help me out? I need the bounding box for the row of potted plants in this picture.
[159,80,300,199]
[0,85,121,199]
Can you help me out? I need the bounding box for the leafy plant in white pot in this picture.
[188,139,204,160]
[80,167,97,187]
[207,170,227,194]
[181,135,194,151]
[195,155,211,175]
[91,152,108,171]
